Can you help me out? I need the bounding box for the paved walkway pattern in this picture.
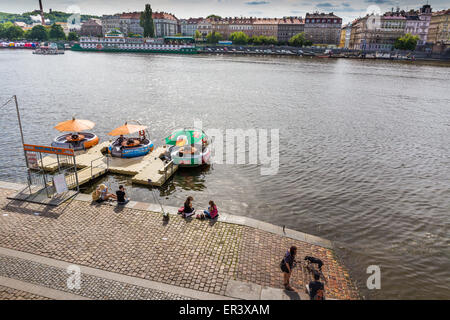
[0,186,359,300]
[0,285,50,300]
[0,253,191,300]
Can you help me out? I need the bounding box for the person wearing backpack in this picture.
[280,246,297,291]
[307,271,325,300]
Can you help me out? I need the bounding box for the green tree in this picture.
[0,22,24,40]
[229,31,249,45]
[10,25,24,39]
[0,23,5,38]
[288,32,309,47]
[49,23,66,40]
[0,11,101,25]
[264,36,277,45]
[249,35,278,45]
[206,14,221,20]
[249,35,262,45]
[23,30,31,39]
[28,25,49,41]
[67,32,79,41]
[194,30,202,40]
[394,33,419,51]
[206,31,222,44]
[140,4,155,38]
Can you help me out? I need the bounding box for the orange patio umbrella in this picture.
[108,122,148,136]
[54,117,95,132]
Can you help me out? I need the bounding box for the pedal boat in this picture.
[165,128,211,167]
[52,117,99,150]
[52,132,99,151]
[168,145,211,166]
[107,121,154,158]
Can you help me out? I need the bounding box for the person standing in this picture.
[280,246,297,291]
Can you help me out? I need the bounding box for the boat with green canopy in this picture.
[164,128,210,167]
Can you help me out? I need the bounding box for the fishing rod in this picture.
[148,179,169,220]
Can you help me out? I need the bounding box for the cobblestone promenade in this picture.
[0,187,359,300]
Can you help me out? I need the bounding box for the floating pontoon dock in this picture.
[38,142,178,187]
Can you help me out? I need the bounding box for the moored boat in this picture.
[33,42,64,55]
[51,118,99,150]
[316,49,332,58]
[107,121,154,158]
[52,132,99,150]
[164,128,211,167]
[72,30,198,54]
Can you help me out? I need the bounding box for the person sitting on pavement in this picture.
[92,186,102,203]
[181,196,195,218]
[196,200,219,219]
[280,246,297,291]
[99,184,117,202]
[116,185,129,205]
[307,271,325,300]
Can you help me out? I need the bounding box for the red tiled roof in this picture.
[278,17,303,25]
[82,18,101,26]
[203,16,303,25]
[305,12,341,19]
[383,15,406,20]
[118,11,178,21]
[152,12,178,21]
[253,18,280,25]
[120,12,141,19]
[186,18,204,24]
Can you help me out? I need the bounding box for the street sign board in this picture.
[23,144,74,156]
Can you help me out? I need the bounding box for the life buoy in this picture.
[139,130,145,138]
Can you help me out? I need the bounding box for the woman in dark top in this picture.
[116,185,129,205]
[280,246,297,291]
[183,196,195,217]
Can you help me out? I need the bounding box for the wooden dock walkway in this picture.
[39,142,178,188]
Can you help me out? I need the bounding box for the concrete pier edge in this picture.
[0,180,333,249]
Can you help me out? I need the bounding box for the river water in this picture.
[1,50,449,299]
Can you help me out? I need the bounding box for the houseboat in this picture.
[71,30,198,54]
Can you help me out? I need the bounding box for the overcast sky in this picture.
[1,1,448,23]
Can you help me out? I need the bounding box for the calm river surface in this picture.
[1,50,449,299]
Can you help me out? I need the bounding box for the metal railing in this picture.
[90,155,109,177]
[162,160,174,182]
